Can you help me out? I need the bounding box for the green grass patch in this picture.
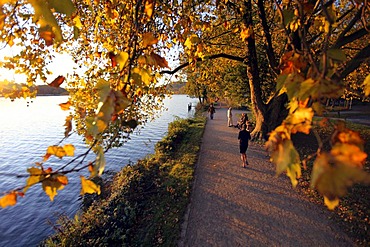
[42,115,206,247]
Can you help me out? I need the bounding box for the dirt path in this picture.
[179,108,354,247]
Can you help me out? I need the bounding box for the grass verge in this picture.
[41,115,206,246]
[293,119,370,246]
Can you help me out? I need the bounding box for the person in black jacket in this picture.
[238,124,251,168]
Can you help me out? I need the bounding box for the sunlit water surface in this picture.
[0,95,197,247]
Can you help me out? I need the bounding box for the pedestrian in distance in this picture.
[227,107,233,127]
[235,113,248,129]
[208,103,216,120]
[238,124,251,168]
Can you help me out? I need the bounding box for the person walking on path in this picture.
[227,107,233,127]
[180,107,352,247]
[238,124,251,167]
[208,103,216,120]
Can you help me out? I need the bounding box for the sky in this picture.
[0,42,183,86]
[0,46,76,85]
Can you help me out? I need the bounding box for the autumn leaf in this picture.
[45,144,75,159]
[80,176,101,195]
[40,29,55,46]
[48,75,65,88]
[64,115,72,137]
[116,51,129,71]
[95,146,106,176]
[132,67,152,86]
[144,0,154,19]
[150,52,169,68]
[0,192,17,208]
[311,152,370,210]
[59,101,71,111]
[108,51,117,67]
[362,74,370,96]
[63,144,75,156]
[42,175,68,201]
[240,26,253,41]
[24,167,44,193]
[142,32,158,47]
[285,107,314,134]
[96,79,111,104]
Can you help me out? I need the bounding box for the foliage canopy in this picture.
[0,0,369,210]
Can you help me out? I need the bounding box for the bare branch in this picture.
[160,53,246,75]
[332,43,370,83]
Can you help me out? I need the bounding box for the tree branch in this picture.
[160,53,246,75]
[257,0,278,73]
[332,43,370,83]
[332,25,370,49]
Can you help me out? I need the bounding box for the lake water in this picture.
[0,95,198,247]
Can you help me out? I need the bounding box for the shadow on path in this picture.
[179,108,353,247]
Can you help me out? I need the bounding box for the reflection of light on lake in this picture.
[0,94,198,247]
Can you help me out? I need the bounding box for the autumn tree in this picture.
[0,0,369,210]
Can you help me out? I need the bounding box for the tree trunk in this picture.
[241,0,289,141]
[243,0,267,140]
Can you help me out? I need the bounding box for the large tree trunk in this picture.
[243,0,267,140]
[242,0,289,141]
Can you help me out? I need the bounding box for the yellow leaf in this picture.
[42,176,66,201]
[142,32,158,47]
[132,67,152,86]
[95,146,106,176]
[63,144,75,156]
[184,37,192,49]
[46,145,66,158]
[73,15,83,29]
[0,192,17,208]
[59,101,71,111]
[330,144,367,167]
[116,51,129,71]
[324,196,339,210]
[362,74,370,96]
[311,153,370,209]
[240,26,253,41]
[286,162,301,188]
[144,0,154,19]
[80,176,101,195]
[24,167,44,193]
[285,107,314,134]
[96,79,111,104]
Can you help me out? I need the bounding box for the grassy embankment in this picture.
[42,114,206,246]
[293,119,370,246]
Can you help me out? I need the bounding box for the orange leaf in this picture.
[142,32,158,47]
[0,192,17,208]
[144,0,154,19]
[48,75,65,88]
[59,101,71,111]
[40,30,55,46]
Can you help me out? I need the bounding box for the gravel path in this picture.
[179,108,354,247]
